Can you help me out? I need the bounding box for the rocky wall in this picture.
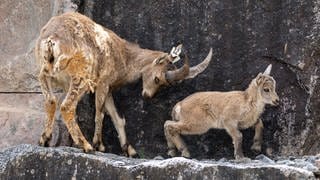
[0,0,77,150]
[74,0,320,159]
[0,0,319,160]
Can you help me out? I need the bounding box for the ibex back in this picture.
[35,12,213,156]
[164,64,279,159]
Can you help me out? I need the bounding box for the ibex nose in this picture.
[142,91,151,99]
[273,99,280,106]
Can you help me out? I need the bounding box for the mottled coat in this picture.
[35,12,212,156]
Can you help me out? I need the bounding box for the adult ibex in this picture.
[35,12,213,157]
[164,64,279,159]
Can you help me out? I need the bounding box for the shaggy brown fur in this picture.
[35,12,212,156]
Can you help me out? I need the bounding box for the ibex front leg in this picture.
[104,94,137,157]
[225,124,244,160]
[251,119,263,153]
[39,71,56,147]
[60,76,93,153]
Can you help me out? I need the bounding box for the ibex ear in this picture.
[256,73,264,85]
[153,54,167,65]
[263,64,272,75]
[170,44,183,63]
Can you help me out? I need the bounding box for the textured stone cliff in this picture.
[75,0,320,159]
[0,0,319,160]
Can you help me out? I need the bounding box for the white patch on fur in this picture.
[53,54,67,73]
[175,105,181,114]
[94,24,110,50]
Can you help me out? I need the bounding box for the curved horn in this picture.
[165,54,190,83]
[185,48,213,79]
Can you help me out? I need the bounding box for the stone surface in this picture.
[0,94,45,148]
[256,154,275,164]
[0,93,72,149]
[0,144,317,180]
[0,0,77,92]
[0,0,77,150]
[0,0,319,162]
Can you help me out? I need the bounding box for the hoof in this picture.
[128,145,138,158]
[39,134,52,147]
[167,149,177,157]
[93,142,106,152]
[38,140,49,147]
[83,144,94,154]
[251,144,262,153]
[181,150,191,158]
[131,153,140,159]
[98,144,106,152]
[162,153,172,159]
[122,143,137,158]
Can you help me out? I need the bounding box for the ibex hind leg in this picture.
[93,87,107,152]
[164,121,190,158]
[164,120,178,157]
[60,77,93,153]
[38,73,57,147]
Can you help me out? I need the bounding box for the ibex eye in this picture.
[264,88,270,92]
[154,77,160,84]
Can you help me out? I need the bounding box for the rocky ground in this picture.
[0,144,319,180]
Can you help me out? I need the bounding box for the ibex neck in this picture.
[124,42,165,81]
[245,80,265,111]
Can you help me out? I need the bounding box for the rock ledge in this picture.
[0,144,318,180]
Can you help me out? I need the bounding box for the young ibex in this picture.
[35,12,212,157]
[164,64,279,159]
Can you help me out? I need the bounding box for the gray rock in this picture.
[1,0,320,161]
[0,94,44,148]
[0,93,71,150]
[277,160,296,166]
[0,144,317,180]
[153,155,164,160]
[0,0,77,92]
[218,157,228,163]
[293,159,319,172]
[255,154,275,164]
[0,0,78,151]
[303,156,317,164]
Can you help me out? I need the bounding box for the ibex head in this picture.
[141,44,213,98]
[255,64,280,106]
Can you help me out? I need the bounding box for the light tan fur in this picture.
[164,64,279,159]
[35,12,212,156]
